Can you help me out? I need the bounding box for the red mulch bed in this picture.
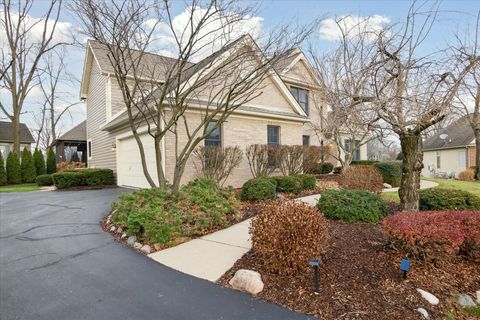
[218,221,480,319]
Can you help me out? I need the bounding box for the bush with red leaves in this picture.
[382,210,480,262]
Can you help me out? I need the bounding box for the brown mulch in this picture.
[218,221,480,320]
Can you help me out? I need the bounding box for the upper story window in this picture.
[290,86,309,115]
[205,121,221,146]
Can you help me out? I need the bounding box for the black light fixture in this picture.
[309,258,320,293]
[400,257,410,279]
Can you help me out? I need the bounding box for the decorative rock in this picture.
[416,308,429,319]
[133,242,142,249]
[416,289,439,306]
[127,236,137,245]
[276,193,285,200]
[229,269,264,295]
[383,183,392,189]
[476,290,480,304]
[109,226,116,232]
[456,294,476,307]
[121,233,127,239]
[153,244,163,251]
[116,227,123,233]
[140,245,151,254]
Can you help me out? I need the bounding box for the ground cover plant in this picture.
[318,189,388,223]
[111,179,242,247]
[250,201,329,275]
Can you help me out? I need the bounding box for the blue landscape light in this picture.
[400,258,410,279]
[309,258,320,292]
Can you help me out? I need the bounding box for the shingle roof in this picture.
[57,121,86,142]
[0,121,35,143]
[271,48,301,74]
[423,116,474,150]
[89,40,195,82]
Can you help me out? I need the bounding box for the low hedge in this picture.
[419,188,480,211]
[373,161,402,187]
[241,177,277,201]
[272,175,303,194]
[339,165,384,193]
[296,174,316,190]
[36,174,54,186]
[383,210,480,262]
[333,166,342,174]
[310,162,334,174]
[52,169,114,189]
[351,160,379,165]
[317,189,388,223]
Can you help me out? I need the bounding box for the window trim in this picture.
[204,120,222,147]
[290,86,309,115]
[87,139,92,160]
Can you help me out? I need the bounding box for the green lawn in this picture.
[381,178,480,203]
[0,183,41,193]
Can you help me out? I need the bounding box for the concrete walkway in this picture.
[149,193,321,282]
[383,179,438,193]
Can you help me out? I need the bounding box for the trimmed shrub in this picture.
[52,168,114,189]
[46,148,56,174]
[339,165,384,193]
[318,189,388,223]
[0,152,6,186]
[333,166,342,174]
[296,174,316,190]
[419,188,480,211]
[251,201,329,275]
[350,160,378,165]
[458,169,475,181]
[6,152,21,184]
[21,147,36,183]
[33,149,46,176]
[241,177,276,201]
[311,162,334,174]
[374,161,402,187]
[36,174,54,186]
[272,175,303,194]
[383,210,480,262]
[112,179,238,244]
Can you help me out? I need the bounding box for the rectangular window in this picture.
[345,139,361,161]
[205,121,221,146]
[267,125,280,167]
[436,151,441,169]
[459,150,466,167]
[302,135,310,146]
[290,86,309,115]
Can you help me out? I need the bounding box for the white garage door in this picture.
[116,134,158,188]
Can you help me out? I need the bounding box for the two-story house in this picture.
[80,36,365,188]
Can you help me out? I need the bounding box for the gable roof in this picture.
[0,121,35,144]
[56,121,86,142]
[272,48,302,74]
[272,48,322,89]
[423,116,475,150]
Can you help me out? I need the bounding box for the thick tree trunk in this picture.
[398,132,423,212]
[475,129,480,180]
[12,112,20,155]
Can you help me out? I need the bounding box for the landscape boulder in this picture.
[229,269,264,295]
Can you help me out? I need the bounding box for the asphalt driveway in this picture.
[0,188,310,320]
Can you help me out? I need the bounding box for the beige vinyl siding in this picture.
[86,62,117,170]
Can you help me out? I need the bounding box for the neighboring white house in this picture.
[422,116,475,178]
[0,121,35,157]
[80,36,367,188]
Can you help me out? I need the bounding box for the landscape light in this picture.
[309,258,320,293]
[400,258,410,279]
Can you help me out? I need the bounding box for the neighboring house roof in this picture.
[423,116,475,150]
[56,121,86,142]
[0,121,35,144]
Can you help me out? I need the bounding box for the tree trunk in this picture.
[475,128,480,180]
[398,132,423,211]
[12,112,20,155]
[154,136,166,189]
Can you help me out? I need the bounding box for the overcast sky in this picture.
[2,0,479,139]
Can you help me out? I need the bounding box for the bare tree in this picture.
[369,4,479,211]
[72,0,312,192]
[0,0,66,154]
[309,16,382,168]
[450,11,480,179]
[34,47,82,150]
